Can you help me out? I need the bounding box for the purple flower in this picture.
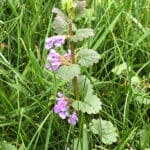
[54,98,67,113]
[68,111,78,125]
[45,35,65,50]
[54,92,78,125]
[54,92,69,119]
[46,49,61,71]
[46,49,72,71]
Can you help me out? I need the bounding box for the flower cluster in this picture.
[54,92,78,125]
[45,35,71,71]
[45,49,71,71]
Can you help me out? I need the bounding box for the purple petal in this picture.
[57,92,64,97]
[54,41,63,47]
[45,63,51,69]
[54,39,65,47]
[54,105,61,113]
[45,35,65,49]
[57,99,68,105]
[49,58,60,63]
[68,111,78,125]
[48,49,60,58]
[51,62,61,71]
[54,106,66,113]
[45,38,54,50]
[46,49,62,71]
[58,111,68,119]
[64,50,71,59]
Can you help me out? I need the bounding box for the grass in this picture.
[0,0,150,149]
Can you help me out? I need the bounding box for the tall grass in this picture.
[0,0,150,149]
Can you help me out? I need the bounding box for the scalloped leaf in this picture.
[53,16,68,34]
[57,64,80,81]
[52,7,67,20]
[132,83,150,105]
[112,63,131,75]
[52,7,68,34]
[72,94,102,114]
[78,49,101,67]
[90,119,118,145]
[71,28,94,42]
[0,141,17,150]
[137,126,150,150]
[52,7,76,34]
[131,75,141,87]
[74,0,86,20]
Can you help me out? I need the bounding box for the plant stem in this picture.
[68,22,79,100]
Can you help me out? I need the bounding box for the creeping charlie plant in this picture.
[45,0,118,146]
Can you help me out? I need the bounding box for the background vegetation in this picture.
[0,0,150,149]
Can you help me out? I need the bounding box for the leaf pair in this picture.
[52,7,94,42]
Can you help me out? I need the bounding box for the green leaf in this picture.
[132,84,150,105]
[78,49,101,67]
[57,64,80,81]
[52,7,68,34]
[89,119,118,145]
[112,63,131,75]
[52,7,76,34]
[71,29,94,42]
[137,127,150,150]
[0,141,17,150]
[74,0,86,20]
[131,74,150,105]
[53,15,68,34]
[52,7,67,20]
[131,75,141,87]
[73,94,102,114]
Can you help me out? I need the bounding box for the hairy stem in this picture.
[68,22,79,100]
